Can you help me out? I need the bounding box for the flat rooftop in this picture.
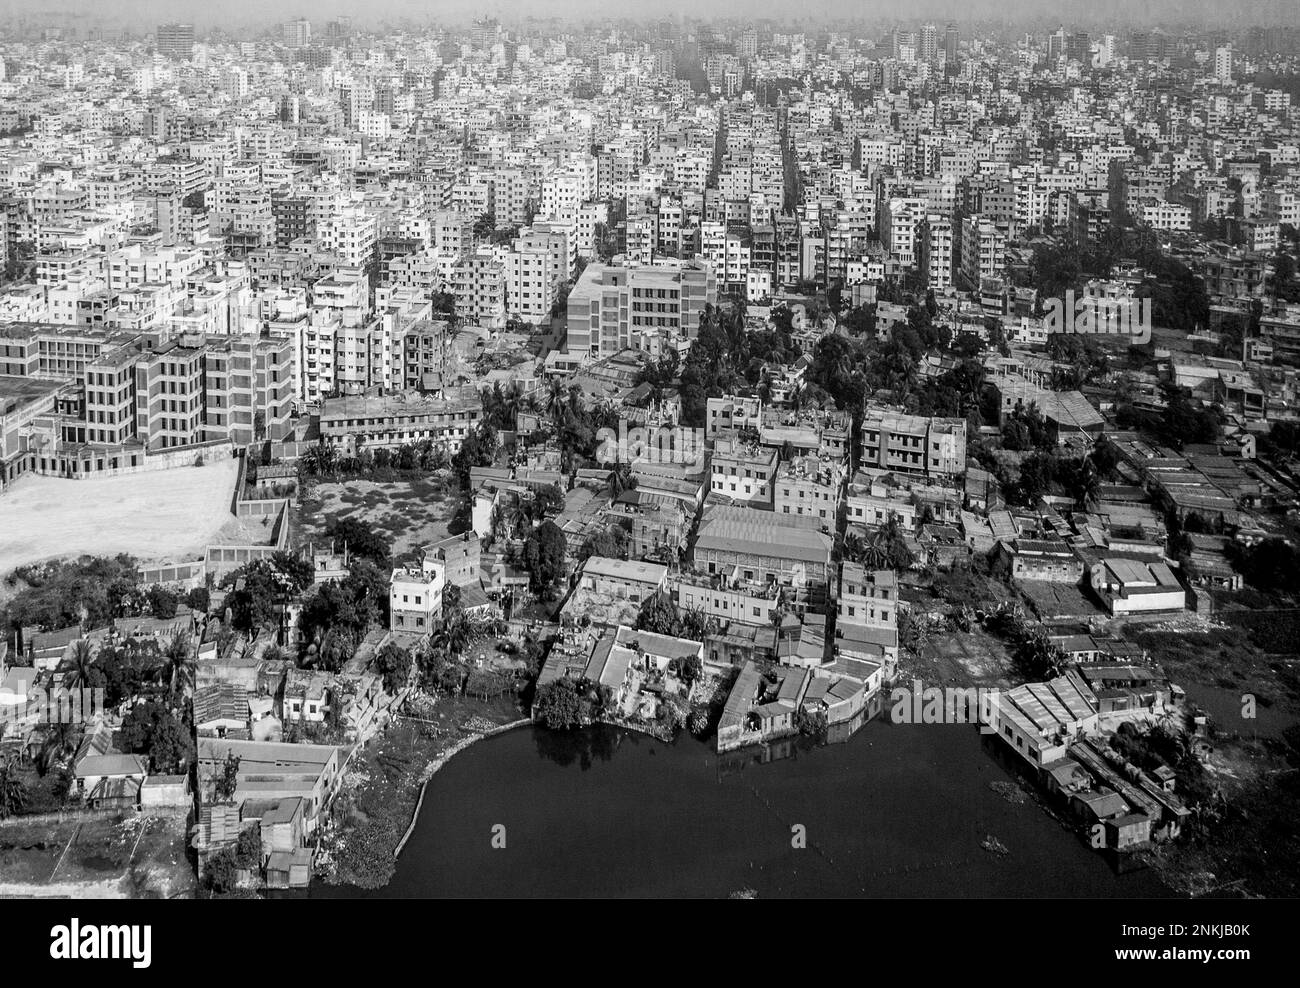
[0,374,65,414]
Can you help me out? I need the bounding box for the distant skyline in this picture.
[1,0,1299,33]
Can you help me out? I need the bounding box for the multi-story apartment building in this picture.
[1140,203,1192,231]
[836,563,899,664]
[203,335,296,444]
[319,389,481,453]
[271,194,313,247]
[859,408,967,478]
[676,570,785,627]
[156,23,195,60]
[389,557,445,634]
[395,319,450,393]
[705,394,763,438]
[451,249,506,330]
[564,259,716,358]
[773,455,844,523]
[317,208,377,269]
[283,18,312,48]
[879,197,927,268]
[691,507,835,609]
[958,213,1005,289]
[133,339,206,450]
[82,345,139,446]
[1260,189,1300,229]
[709,436,779,507]
[918,213,954,290]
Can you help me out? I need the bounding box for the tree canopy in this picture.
[523,520,567,596]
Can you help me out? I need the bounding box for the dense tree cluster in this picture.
[451,421,499,489]
[678,302,801,426]
[121,700,194,775]
[323,518,391,568]
[634,595,711,681]
[2,554,140,632]
[1000,401,1054,452]
[299,437,449,480]
[523,521,567,598]
[842,516,915,570]
[1046,334,1111,387]
[375,641,413,694]
[220,553,315,634]
[1228,538,1300,596]
[578,524,629,563]
[533,678,589,730]
[1116,383,1223,450]
[299,560,390,671]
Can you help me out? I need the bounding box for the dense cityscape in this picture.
[0,7,1298,913]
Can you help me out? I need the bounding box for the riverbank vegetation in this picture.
[318,693,524,890]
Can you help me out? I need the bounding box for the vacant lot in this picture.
[0,458,240,571]
[910,628,1017,689]
[1130,620,1300,740]
[0,812,195,898]
[295,475,459,566]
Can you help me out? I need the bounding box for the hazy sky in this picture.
[1,0,1297,32]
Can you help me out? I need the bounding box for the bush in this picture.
[234,826,262,870]
[687,706,711,736]
[204,848,238,893]
[186,586,211,613]
[334,822,397,889]
[533,679,584,729]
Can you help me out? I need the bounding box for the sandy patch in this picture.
[0,458,240,570]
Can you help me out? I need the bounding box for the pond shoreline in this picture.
[393,717,533,858]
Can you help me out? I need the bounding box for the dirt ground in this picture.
[0,458,240,570]
[905,628,1017,689]
[0,812,196,898]
[294,476,459,566]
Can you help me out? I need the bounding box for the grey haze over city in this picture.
[2,0,1298,30]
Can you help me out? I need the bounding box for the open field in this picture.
[0,812,195,899]
[294,475,459,565]
[907,627,1017,689]
[0,458,240,572]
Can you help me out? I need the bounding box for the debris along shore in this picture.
[317,695,527,889]
[393,715,532,857]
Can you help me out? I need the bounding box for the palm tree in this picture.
[37,722,78,776]
[498,498,526,540]
[1072,457,1101,507]
[304,439,338,476]
[544,377,567,428]
[566,383,585,420]
[841,530,865,562]
[63,638,95,690]
[161,632,196,695]
[434,610,472,661]
[611,463,636,498]
[0,756,27,820]
[594,391,620,429]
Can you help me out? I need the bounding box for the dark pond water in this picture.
[314,703,1174,898]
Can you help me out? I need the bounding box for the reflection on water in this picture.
[533,721,622,769]
[718,690,884,777]
[311,692,1173,898]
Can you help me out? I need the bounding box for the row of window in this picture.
[841,604,892,622]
